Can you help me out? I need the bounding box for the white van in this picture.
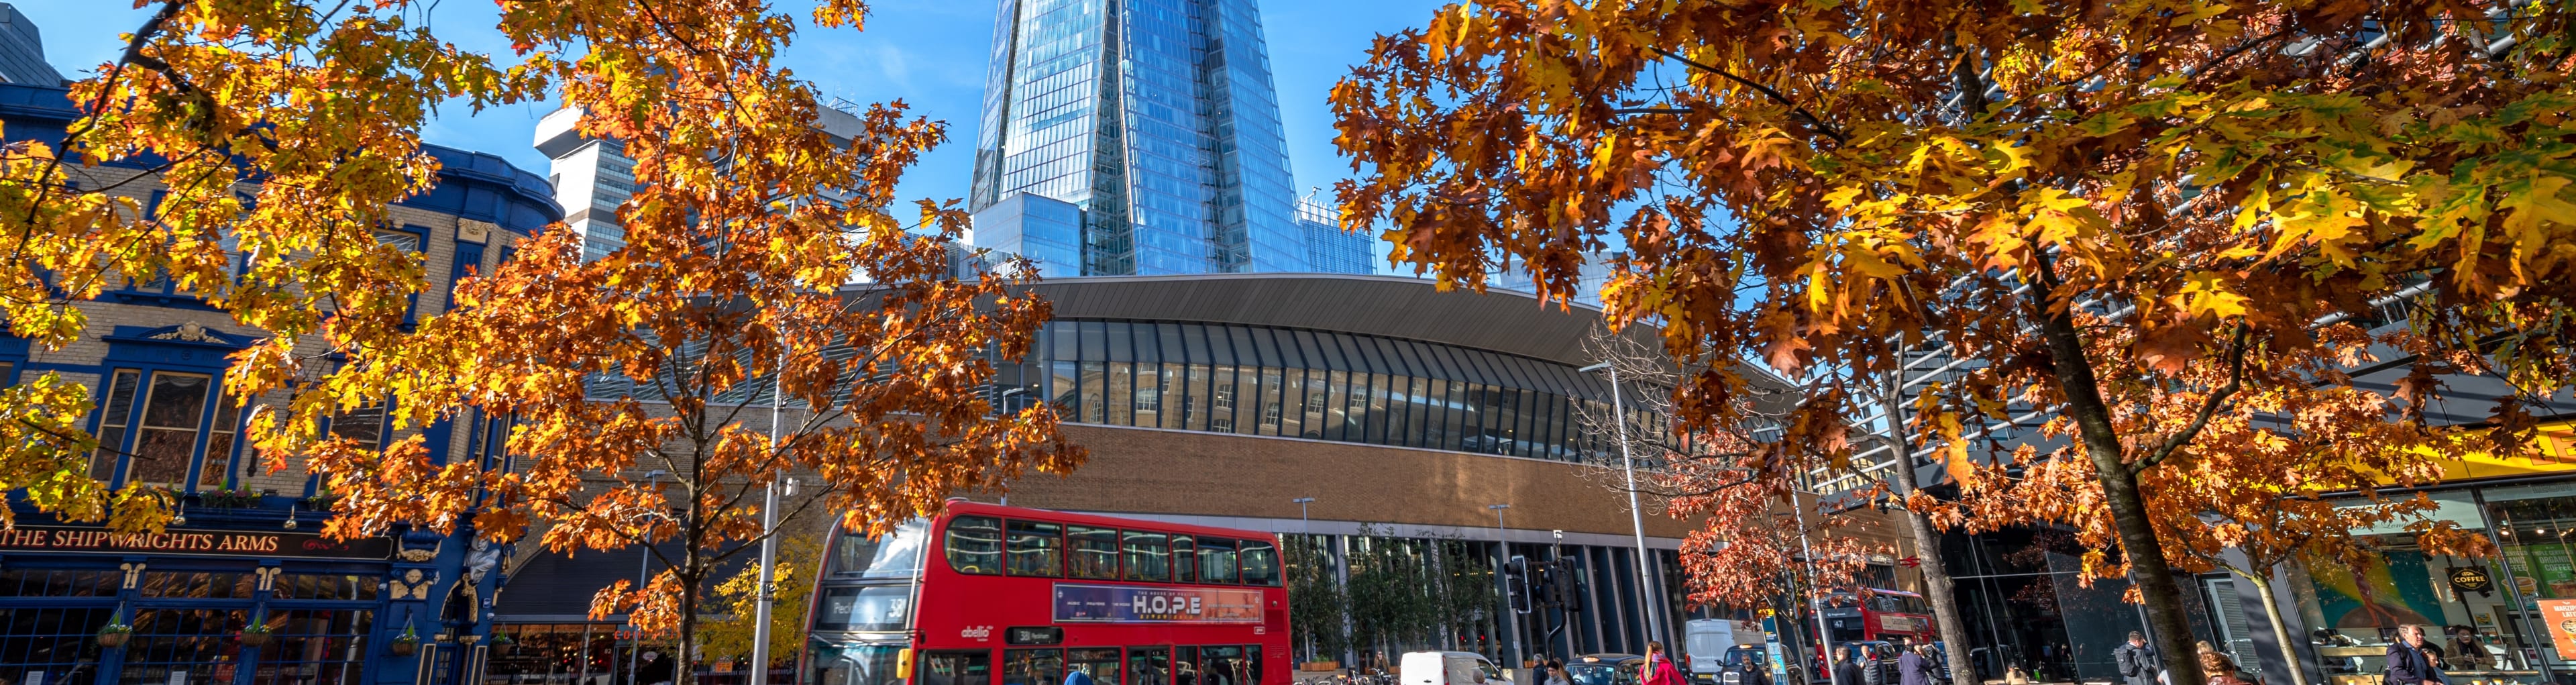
[1401,651,1513,685]
[1686,619,1764,683]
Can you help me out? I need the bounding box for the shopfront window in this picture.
[2295,488,2542,684]
[119,608,246,685]
[0,606,113,685]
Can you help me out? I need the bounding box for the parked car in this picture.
[1403,651,1513,685]
[1717,645,1770,685]
[1567,653,1644,685]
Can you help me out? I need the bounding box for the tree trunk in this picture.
[1875,376,1981,685]
[677,566,700,685]
[2243,571,2310,685]
[2027,270,2203,685]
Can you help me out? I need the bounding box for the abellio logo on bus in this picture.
[1053,584,1264,624]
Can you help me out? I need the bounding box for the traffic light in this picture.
[1505,555,1533,614]
[1550,558,1584,613]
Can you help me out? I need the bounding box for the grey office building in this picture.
[969,0,1368,276]
[0,3,64,87]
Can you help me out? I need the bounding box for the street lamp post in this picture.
[630,470,666,685]
[1293,497,1316,534]
[1578,361,1665,647]
[1490,503,1515,666]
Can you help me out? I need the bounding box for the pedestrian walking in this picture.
[1833,651,1865,685]
[1644,643,1688,685]
[2200,653,2255,685]
[2114,632,2159,685]
[2388,625,2441,685]
[1544,660,1570,685]
[1898,645,1934,685]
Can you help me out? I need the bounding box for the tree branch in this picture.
[1644,46,1847,144]
[2132,321,2251,474]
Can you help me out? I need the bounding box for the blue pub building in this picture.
[0,76,559,685]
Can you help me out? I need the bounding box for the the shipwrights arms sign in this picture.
[0,525,393,560]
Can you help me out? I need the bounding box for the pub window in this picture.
[1197,538,1240,584]
[0,570,121,597]
[1124,531,1170,582]
[90,369,142,480]
[1262,402,1281,425]
[331,403,388,452]
[1238,540,1280,586]
[945,515,1003,575]
[1212,384,1234,412]
[139,572,257,599]
[1171,536,1196,584]
[1006,519,1063,577]
[1210,417,1234,433]
[199,397,242,490]
[1067,525,1120,580]
[1305,390,1326,414]
[128,370,215,486]
[273,574,380,600]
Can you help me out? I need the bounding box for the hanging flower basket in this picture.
[238,630,274,647]
[491,635,517,655]
[390,627,421,656]
[96,624,133,648]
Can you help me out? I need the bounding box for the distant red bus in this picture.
[1819,588,1934,645]
[800,500,1291,685]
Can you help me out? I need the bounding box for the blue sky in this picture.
[20,0,1445,217]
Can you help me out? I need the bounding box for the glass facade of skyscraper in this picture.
[970,0,1342,275]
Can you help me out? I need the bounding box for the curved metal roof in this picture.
[1021,273,1640,367]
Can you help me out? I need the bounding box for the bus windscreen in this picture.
[833,519,928,578]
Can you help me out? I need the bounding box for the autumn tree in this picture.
[1568,326,1880,631]
[703,527,826,668]
[1331,4,2576,685]
[0,0,530,529]
[291,1,1081,682]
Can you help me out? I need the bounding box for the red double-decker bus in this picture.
[800,500,1291,685]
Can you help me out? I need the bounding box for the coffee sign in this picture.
[2451,566,2495,595]
[0,525,392,560]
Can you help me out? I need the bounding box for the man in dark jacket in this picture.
[1834,651,1866,685]
[2114,632,2159,685]
[2388,625,2441,685]
[1897,645,1934,685]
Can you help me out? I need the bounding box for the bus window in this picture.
[1244,645,1263,682]
[1070,648,1124,685]
[947,516,1003,575]
[1201,646,1245,685]
[1128,647,1171,685]
[1124,531,1171,582]
[1173,537,1197,583]
[835,519,928,578]
[1004,649,1065,685]
[1237,541,1279,586]
[922,651,993,685]
[1008,520,1063,577]
[809,641,906,685]
[1197,539,1240,584]
[1174,647,1199,685]
[812,585,912,631]
[1068,526,1120,580]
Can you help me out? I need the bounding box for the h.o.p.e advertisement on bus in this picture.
[1054,583,1264,623]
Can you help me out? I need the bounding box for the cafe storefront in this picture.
[2275,426,2576,685]
[0,514,498,685]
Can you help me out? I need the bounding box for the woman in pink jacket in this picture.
[1644,643,1689,685]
